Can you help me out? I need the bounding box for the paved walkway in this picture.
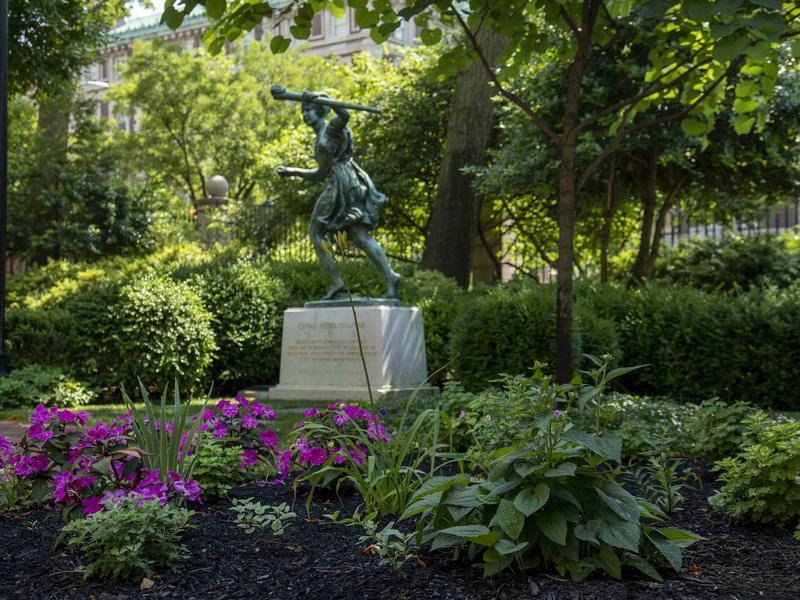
[0,420,27,443]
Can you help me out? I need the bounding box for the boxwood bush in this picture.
[5,307,78,370]
[186,259,288,391]
[114,275,216,393]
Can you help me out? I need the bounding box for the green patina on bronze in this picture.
[272,85,400,303]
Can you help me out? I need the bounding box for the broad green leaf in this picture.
[497,499,525,540]
[162,6,183,29]
[537,507,567,545]
[658,527,704,548]
[597,517,640,552]
[734,80,759,98]
[206,0,227,19]
[598,546,621,579]
[681,118,706,136]
[748,0,780,8]
[431,532,464,550]
[495,538,529,555]
[290,25,311,39]
[356,8,380,29]
[733,98,759,113]
[31,479,52,505]
[792,40,800,59]
[545,462,577,478]
[514,483,550,517]
[713,34,749,62]
[575,521,599,544]
[420,27,442,45]
[438,524,492,539]
[595,485,640,523]
[733,114,756,135]
[682,0,715,21]
[468,530,501,547]
[270,35,291,53]
[623,552,663,582]
[644,529,683,572]
[563,430,621,463]
[745,40,772,60]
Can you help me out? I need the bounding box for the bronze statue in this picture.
[272,85,400,302]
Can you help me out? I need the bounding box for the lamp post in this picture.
[0,0,8,377]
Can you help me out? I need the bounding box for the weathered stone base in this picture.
[267,305,433,403]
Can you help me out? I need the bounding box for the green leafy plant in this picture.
[230,498,296,535]
[190,439,245,499]
[328,508,418,571]
[0,364,93,410]
[122,380,207,483]
[632,439,692,514]
[688,399,764,460]
[58,496,193,581]
[402,362,701,581]
[710,418,800,536]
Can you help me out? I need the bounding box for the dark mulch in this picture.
[1,475,799,600]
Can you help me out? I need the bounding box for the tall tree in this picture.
[420,27,504,287]
[167,0,800,381]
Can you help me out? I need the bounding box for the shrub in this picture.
[654,234,800,292]
[582,282,800,408]
[404,364,700,581]
[5,308,78,370]
[688,400,762,461]
[0,365,93,410]
[230,498,295,535]
[710,419,800,534]
[449,283,580,390]
[114,276,216,393]
[187,260,288,390]
[58,496,193,581]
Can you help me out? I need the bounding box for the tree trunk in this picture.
[600,158,617,283]
[633,142,658,281]
[421,28,505,288]
[643,175,688,278]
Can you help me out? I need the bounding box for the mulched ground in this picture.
[2,474,799,600]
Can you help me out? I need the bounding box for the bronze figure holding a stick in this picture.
[271,84,400,302]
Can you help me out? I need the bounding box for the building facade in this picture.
[81,8,420,131]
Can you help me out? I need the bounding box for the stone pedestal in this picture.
[268,305,435,402]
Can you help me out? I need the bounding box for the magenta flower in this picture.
[258,429,278,450]
[213,421,229,438]
[263,405,277,420]
[221,403,238,418]
[57,409,77,423]
[30,404,56,424]
[168,471,203,503]
[12,454,50,477]
[303,408,320,419]
[81,496,104,515]
[308,447,327,466]
[249,401,265,417]
[241,414,258,429]
[202,408,215,421]
[235,395,250,408]
[276,450,291,479]
[27,423,53,441]
[84,422,111,443]
[76,411,90,426]
[239,448,259,468]
[0,435,13,456]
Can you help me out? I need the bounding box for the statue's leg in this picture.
[309,221,345,299]
[350,225,401,299]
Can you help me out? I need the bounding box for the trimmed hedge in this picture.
[5,308,78,369]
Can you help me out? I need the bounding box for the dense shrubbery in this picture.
[0,365,93,410]
[654,234,800,292]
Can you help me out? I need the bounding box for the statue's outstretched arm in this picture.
[277,149,333,182]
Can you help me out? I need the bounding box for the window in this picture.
[99,61,108,81]
[112,56,126,82]
[310,11,323,39]
[332,12,350,38]
[350,8,360,33]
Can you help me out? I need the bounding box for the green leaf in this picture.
[734,80,760,98]
[514,483,550,517]
[713,34,749,62]
[31,479,52,505]
[733,98,759,113]
[420,27,442,45]
[494,538,529,555]
[438,524,492,539]
[658,527,703,548]
[792,40,800,59]
[431,532,464,550]
[356,8,380,29]
[161,6,183,30]
[595,485,640,523]
[545,462,577,478]
[369,27,389,44]
[623,552,663,582]
[748,0,781,7]
[290,25,311,39]
[682,0,714,21]
[270,35,292,53]
[733,114,756,134]
[597,517,640,552]
[468,530,501,547]
[575,521,600,544]
[536,507,567,545]
[644,529,683,572]
[744,40,772,60]
[205,0,227,20]
[598,546,621,579]
[497,499,525,540]
[681,118,706,136]
[563,430,621,463]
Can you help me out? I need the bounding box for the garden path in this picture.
[0,421,26,442]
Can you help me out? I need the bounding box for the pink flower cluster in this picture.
[200,396,281,471]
